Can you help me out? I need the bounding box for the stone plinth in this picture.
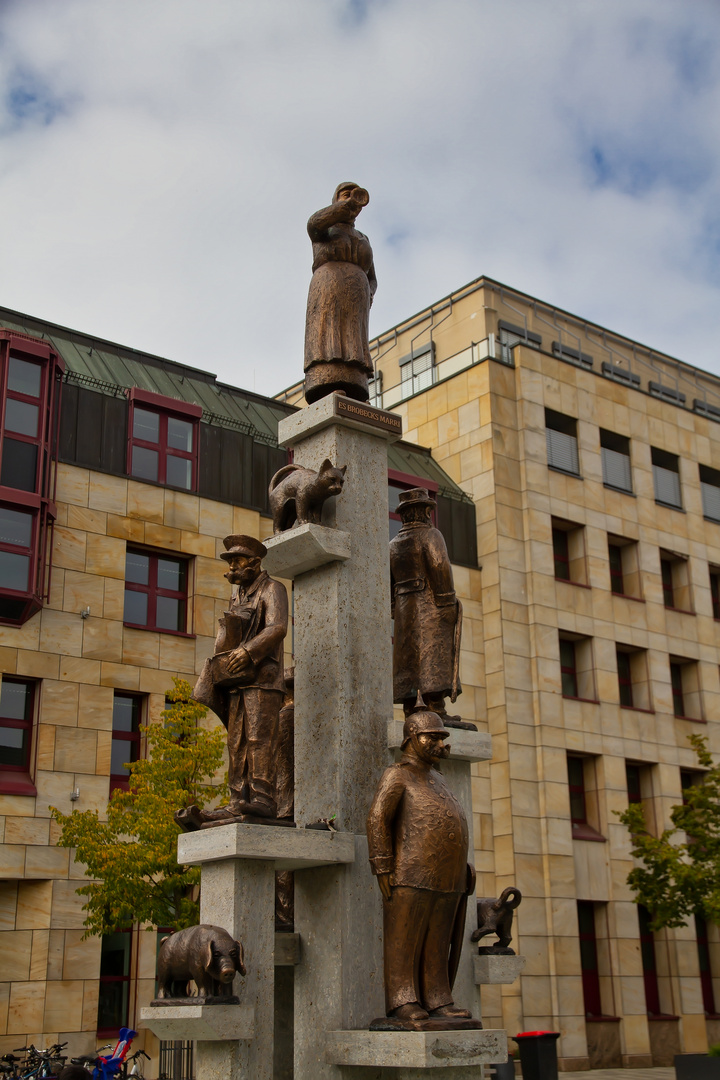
[195,858,275,1080]
[278,395,401,1079]
[140,1004,254,1041]
[388,720,491,763]
[326,1028,507,1068]
[177,822,356,869]
[473,955,526,985]
[263,523,351,578]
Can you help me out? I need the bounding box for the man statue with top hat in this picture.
[187,534,289,827]
[390,488,470,729]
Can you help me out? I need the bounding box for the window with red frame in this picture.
[617,648,634,708]
[560,639,579,698]
[124,548,188,633]
[110,693,142,794]
[638,905,661,1016]
[695,914,717,1016]
[388,471,438,541]
[577,901,603,1017]
[670,662,686,718]
[0,677,36,794]
[710,568,720,620]
[0,330,64,625]
[552,527,571,580]
[127,390,200,491]
[567,755,587,825]
[97,929,132,1035]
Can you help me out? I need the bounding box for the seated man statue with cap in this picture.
[180,534,289,829]
[366,699,480,1030]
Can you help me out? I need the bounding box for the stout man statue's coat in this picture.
[367,708,476,1025]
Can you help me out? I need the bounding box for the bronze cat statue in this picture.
[269,459,347,534]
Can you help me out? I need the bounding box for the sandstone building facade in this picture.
[280,275,720,1070]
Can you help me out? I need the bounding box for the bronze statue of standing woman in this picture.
[304,182,377,404]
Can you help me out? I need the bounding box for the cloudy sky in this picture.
[0,0,718,394]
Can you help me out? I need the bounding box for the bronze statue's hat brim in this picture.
[397,487,437,511]
[220,534,267,561]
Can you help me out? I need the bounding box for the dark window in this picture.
[1,353,44,492]
[578,901,602,1017]
[626,762,642,804]
[0,504,34,595]
[546,409,580,475]
[617,649,633,708]
[127,391,201,492]
[695,914,716,1016]
[638,905,661,1016]
[97,929,132,1034]
[661,558,675,608]
[651,447,681,509]
[609,543,624,595]
[560,640,578,698]
[710,569,720,620]
[700,465,720,523]
[670,662,685,718]
[124,549,188,634]
[110,693,142,795]
[600,430,632,492]
[567,755,587,825]
[553,527,570,580]
[0,678,35,776]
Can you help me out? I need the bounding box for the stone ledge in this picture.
[326,1028,507,1068]
[278,392,403,446]
[140,1003,254,1041]
[473,954,526,985]
[177,823,357,869]
[263,524,351,578]
[388,720,491,763]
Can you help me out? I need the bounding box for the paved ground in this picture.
[559,1070,675,1079]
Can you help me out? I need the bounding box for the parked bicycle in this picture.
[0,1043,68,1079]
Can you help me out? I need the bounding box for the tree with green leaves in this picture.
[618,734,720,930]
[52,678,227,938]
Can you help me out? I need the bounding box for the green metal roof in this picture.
[0,304,293,447]
[388,442,472,503]
[0,304,472,495]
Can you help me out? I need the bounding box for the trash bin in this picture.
[512,1031,560,1080]
[489,1058,516,1079]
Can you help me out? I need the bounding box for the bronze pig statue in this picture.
[156,924,246,1001]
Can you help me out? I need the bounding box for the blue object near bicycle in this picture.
[92,1031,138,1080]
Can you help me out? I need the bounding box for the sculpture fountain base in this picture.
[369,1016,484,1032]
[174,806,296,832]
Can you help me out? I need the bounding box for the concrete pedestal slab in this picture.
[140,1004,254,1041]
[178,822,356,869]
[326,1028,507,1068]
[473,955,526,985]
[263,523,351,578]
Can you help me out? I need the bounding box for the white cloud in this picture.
[0,0,718,392]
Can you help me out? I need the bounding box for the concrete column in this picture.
[196,859,275,1080]
[278,397,399,1080]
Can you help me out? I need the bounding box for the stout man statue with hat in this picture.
[189,534,288,827]
[390,488,468,728]
[366,700,478,1029]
